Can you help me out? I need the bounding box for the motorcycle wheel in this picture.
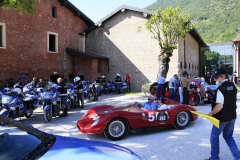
[25,110,33,118]
[44,109,52,122]
[189,92,201,106]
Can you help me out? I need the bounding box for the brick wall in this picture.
[0,0,88,87]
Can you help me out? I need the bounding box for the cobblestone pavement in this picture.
[18,93,240,160]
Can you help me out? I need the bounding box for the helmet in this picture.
[101,75,105,79]
[74,77,81,83]
[182,71,188,76]
[116,74,120,77]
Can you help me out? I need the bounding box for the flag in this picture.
[191,111,219,128]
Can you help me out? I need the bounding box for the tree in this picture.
[0,0,40,15]
[139,6,194,78]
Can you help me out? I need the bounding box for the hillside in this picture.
[147,0,240,43]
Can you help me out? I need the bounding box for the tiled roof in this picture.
[233,32,240,42]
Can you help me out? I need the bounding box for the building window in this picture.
[52,7,57,18]
[47,32,58,53]
[0,22,6,49]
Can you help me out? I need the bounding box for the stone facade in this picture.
[0,0,97,87]
[85,7,201,91]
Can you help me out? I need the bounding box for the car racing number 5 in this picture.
[148,112,169,123]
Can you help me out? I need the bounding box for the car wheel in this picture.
[104,118,129,141]
[44,109,52,122]
[189,92,200,106]
[203,90,213,104]
[174,111,191,129]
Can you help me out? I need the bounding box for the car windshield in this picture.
[0,116,56,160]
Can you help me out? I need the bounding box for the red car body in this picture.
[151,79,214,106]
[77,99,198,140]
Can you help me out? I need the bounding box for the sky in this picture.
[68,0,156,23]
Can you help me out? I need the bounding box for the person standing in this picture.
[56,77,68,116]
[233,71,238,86]
[180,71,191,105]
[73,76,84,108]
[169,74,177,101]
[157,76,165,103]
[204,72,211,84]
[125,73,131,92]
[205,68,240,160]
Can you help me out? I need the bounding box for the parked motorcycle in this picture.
[39,83,68,122]
[0,88,37,119]
[87,83,98,101]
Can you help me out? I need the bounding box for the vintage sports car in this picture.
[0,115,141,160]
[77,99,198,141]
[150,79,214,106]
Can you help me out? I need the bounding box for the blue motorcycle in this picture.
[67,83,78,110]
[0,88,37,119]
[39,83,67,122]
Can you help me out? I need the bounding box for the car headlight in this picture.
[91,117,100,127]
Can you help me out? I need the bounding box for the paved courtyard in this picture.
[17,92,240,160]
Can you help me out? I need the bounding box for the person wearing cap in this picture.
[180,71,191,105]
[143,95,158,110]
[125,73,131,92]
[205,68,240,160]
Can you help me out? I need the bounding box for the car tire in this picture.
[104,118,129,141]
[189,92,200,106]
[203,90,214,104]
[174,111,191,129]
[44,109,52,122]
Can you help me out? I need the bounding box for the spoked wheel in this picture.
[44,109,52,122]
[104,118,129,141]
[189,92,200,106]
[203,91,214,104]
[174,111,191,129]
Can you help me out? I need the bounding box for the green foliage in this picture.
[0,0,40,15]
[141,83,150,96]
[147,0,240,43]
[145,6,194,58]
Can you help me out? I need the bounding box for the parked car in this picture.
[77,98,198,141]
[150,79,214,106]
[0,115,141,160]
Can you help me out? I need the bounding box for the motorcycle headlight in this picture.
[2,97,12,104]
[43,94,53,99]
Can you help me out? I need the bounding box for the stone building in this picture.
[83,5,206,91]
[0,0,107,87]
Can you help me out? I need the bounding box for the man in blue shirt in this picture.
[157,76,165,102]
[143,95,157,110]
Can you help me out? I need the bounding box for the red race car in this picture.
[77,99,198,141]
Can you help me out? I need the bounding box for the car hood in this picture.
[40,135,141,160]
